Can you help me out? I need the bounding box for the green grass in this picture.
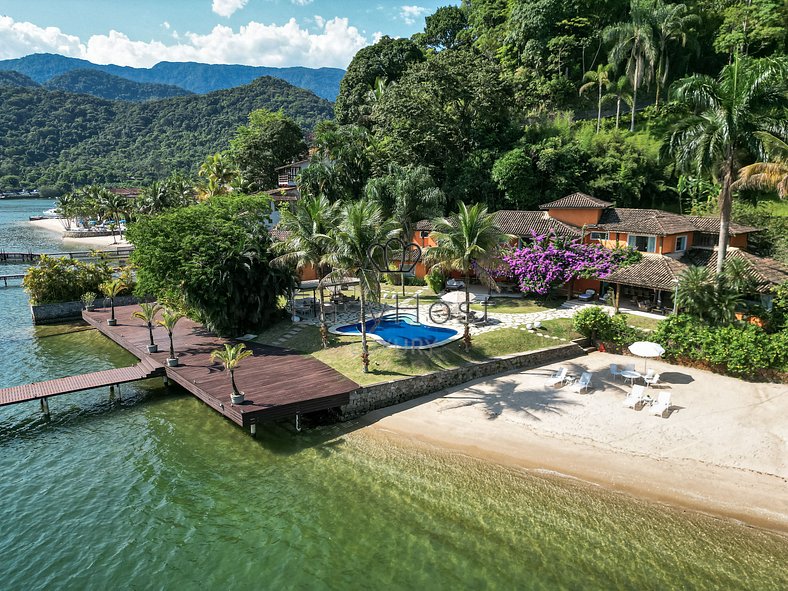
[618,314,663,331]
[539,318,582,340]
[762,199,788,217]
[471,297,563,315]
[254,321,560,386]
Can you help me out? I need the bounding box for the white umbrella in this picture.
[441,291,476,304]
[628,341,665,373]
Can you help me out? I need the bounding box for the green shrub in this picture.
[573,307,612,340]
[425,267,445,293]
[23,256,112,305]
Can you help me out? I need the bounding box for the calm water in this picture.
[1,200,787,590]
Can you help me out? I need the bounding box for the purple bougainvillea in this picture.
[501,232,627,295]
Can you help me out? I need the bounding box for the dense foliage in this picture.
[23,256,113,305]
[126,194,296,335]
[44,69,192,101]
[573,306,648,349]
[0,77,332,192]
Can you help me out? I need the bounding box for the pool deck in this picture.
[83,305,360,431]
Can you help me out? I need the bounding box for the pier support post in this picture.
[40,397,50,419]
[117,384,121,401]
[109,384,115,400]
[250,423,257,437]
[163,375,169,386]
[295,412,302,432]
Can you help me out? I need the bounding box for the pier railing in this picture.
[0,247,134,265]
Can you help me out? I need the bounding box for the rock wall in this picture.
[30,295,141,324]
[339,343,584,420]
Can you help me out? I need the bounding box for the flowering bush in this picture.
[501,232,627,295]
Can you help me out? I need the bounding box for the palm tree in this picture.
[425,202,510,352]
[604,0,657,131]
[54,192,76,230]
[100,278,126,325]
[324,199,399,373]
[733,131,788,198]
[98,189,128,241]
[272,194,341,348]
[602,75,634,130]
[652,1,700,108]
[210,343,254,398]
[157,309,184,362]
[132,302,163,351]
[580,64,612,133]
[198,152,238,199]
[667,55,788,275]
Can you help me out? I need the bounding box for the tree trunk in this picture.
[110,298,115,321]
[596,83,602,133]
[615,97,621,129]
[318,272,328,349]
[168,332,175,359]
[716,158,735,277]
[630,62,639,132]
[360,290,369,373]
[148,323,154,346]
[463,271,471,352]
[230,368,239,396]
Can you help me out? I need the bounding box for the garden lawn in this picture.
[619,313,662,331]
[255,322,559,386]
[539,318,582,340]
[471,297,563,315]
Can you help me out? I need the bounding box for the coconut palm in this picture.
[602,75,634,130]
[324,199,399,373]
[98,189,128,241]
[272,194,341,348]
[157,309,184,361]
[733,131,788,198]
[425,202,511,352]
[100,278,126,324]
[580,64,613,133]
[666,55,788,275]
[132,302,163,349]
[210,343,254,397]
[652,1,700,108]
[197,152,238,199]
[604,0,657,131]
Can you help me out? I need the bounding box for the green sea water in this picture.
[1,200,787,590]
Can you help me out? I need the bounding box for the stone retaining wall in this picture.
[62,230,117,238]
[30,295,141,324]
[339,342,585,420]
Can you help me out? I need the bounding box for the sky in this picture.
[0,0,452,69]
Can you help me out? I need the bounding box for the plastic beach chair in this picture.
[545,367,568,388]
[609,364,621,381]
[572,372,593,393]
[622,385,646,409]
[651,391,671,417]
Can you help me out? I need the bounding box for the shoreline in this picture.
[29,218,130,248]
[357,352,788,534]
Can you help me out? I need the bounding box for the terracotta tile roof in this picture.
[274,159,310,171]
[603,254,688,291]
[684,216,760,235]
[594,208,698,235]
[266,187,300,201]
[416,212,581,237]
[680,248,788,292]
[540,192,613,210]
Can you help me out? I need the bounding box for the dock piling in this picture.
[40,397,50,419]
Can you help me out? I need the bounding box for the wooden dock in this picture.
[0,274,25,287]
[0,247,134,265]
[82,305,359,432]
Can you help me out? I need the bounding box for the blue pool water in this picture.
[335,314,460,348]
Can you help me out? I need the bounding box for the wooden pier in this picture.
[0,247,134,265]
[0,274,25,287]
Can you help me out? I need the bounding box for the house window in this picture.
[627,235,656,252]
[675,235,687,252]
[590,232,608,241]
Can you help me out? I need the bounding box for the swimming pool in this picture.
[332,314,461,349]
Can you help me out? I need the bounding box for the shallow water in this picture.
[1,200,787,590]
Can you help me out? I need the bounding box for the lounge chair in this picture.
[651,391,671,417]
[622,363,635,373]
[644,372,661,388]
[545,367,568,388]
[572,372,593,393]
[609,363,621,381]
[578,289,596,302]
[622,385,646,409]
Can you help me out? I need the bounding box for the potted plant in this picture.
[132,302,163,353]
[157,309,183,366]
[81,291,97,312]
[100,278,125,326]
[210,343,254,405]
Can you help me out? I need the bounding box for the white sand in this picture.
[29,218,130,248]
[361,351,788,532]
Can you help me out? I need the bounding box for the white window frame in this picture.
[627,234,657,253]
[674,234,688,252]
[589,231,608,241]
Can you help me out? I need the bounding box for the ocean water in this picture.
[1,199,786,590]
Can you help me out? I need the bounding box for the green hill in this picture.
[44,69,193,101]
[0,70,39,88]
[0,76,333,191]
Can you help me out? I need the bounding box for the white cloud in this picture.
[399,5,428,26]
[0,15,370,69]
[212,0,248,18]
[291,0,314,5]
[162,21,171,30]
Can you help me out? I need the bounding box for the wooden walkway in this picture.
[82,305,359,431]
[0,358,164,407]
[0,247,134,265]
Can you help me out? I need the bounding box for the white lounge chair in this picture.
[609,363,621,381]
[572,372,593,393]
[644,372,661,388]
[578,289,596,302]
[545,367,568,388]
[651,392,671,417]
[622,385,646,409]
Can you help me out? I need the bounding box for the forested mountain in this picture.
[0,53,345,101]
[44,69,192,101]
[0,70,39,87]
[0,76,333,192]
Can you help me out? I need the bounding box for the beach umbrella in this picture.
[628,341,665,373]
[441,291,476,304]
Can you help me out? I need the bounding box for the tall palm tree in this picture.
[604,0,658,131]
[132,302,163,350]
[602,75,634,130]
[198,152,238,199]
[157,309,184,362]
[667,55,788,275]
[100,278,126,325]
[54,192,76,230]
[733,131,788,198]
[324,199,399,373]
[272,194,341,348]
[425,202,510,352]
[98,189,128,241]
[580,64,613,133]
[652,1,700,108]
[210,343,254,398]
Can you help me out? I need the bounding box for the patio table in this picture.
[620,370,642,385]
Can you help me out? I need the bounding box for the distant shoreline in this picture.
[29,218,131,248]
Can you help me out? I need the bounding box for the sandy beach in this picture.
[360,351,788,533]
[29,218,131,247]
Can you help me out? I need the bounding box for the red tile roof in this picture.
[540,192,613,210]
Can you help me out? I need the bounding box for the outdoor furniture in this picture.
[609,363,622,381]
[545,367,568,388]
[572,372,593,393]
[620,370,642,385]
[623,385,647,409]
[651,391,672,417]
[445,279,465,291]
[644,373,661,388]
[578,289,596,302]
